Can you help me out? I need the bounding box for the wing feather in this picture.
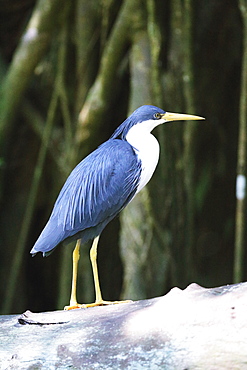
[31,139,141,254]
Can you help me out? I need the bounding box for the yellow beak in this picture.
[162,112,205,122]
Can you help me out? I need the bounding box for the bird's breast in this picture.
[126,128,160,193]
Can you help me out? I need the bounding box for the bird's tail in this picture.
[30,221,65,257]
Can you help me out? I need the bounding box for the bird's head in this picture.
[111,105,205,140]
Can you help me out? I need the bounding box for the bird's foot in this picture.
[64,299,132,310]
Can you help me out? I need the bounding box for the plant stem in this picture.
[233,0,247,283]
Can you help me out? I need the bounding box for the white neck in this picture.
[126,118,164,193]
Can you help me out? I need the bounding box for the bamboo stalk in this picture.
[146,0,162,106]
[75,0,139,152]
[2,21,72,313]
[0,0,65,160]
[2,89,59,314]
[233,0,247,283]
[182,0,196,281]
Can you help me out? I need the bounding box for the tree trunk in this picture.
[1,282,247,369]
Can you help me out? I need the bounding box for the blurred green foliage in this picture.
[0,0,245,314]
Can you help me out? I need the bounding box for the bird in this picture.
[31,105,204,310]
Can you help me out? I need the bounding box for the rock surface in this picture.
[1,282,247,369]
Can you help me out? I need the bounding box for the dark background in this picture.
[0,0,246,314]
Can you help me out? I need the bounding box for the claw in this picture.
[64,299,132,310]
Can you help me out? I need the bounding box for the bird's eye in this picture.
[154,112,162,119]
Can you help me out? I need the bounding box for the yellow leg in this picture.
[70,239,81,306]
[64,239,81,310]
[65,236,132,310]
[90,236,103,303]
[86,236,132,307]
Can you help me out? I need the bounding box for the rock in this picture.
[0,282,247,369]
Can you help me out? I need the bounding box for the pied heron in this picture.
[31,105,204,309]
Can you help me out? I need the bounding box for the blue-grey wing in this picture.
[31,139,141,255]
